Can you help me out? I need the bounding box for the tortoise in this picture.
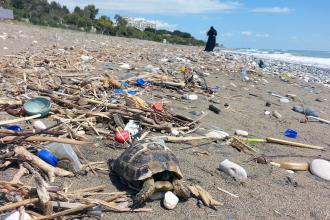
[110,140,190,207]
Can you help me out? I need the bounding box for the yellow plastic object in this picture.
[238,138,267,143]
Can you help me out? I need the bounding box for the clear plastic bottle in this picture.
[45,142,82,172]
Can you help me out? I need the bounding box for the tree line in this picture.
[1,0,205,46]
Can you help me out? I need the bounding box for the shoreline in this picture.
[216,49,330,86]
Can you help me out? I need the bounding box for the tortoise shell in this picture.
[112,141,183,181]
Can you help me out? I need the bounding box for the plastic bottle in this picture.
[37,149,58,166]
[45,142,82,172]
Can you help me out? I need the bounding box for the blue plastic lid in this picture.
[135,78,145,87]
[127,90,137,95]
[37,149,58,166]
[3,124,23,132]
[284,129,298,139]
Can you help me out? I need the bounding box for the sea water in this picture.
[225,48,330,69]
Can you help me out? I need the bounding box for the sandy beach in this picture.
[1,21,330,220]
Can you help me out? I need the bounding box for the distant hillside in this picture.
[1,0,205,46]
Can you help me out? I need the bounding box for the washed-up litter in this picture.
[0,26,329,219]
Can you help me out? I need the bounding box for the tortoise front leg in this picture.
[172,179,190,200]
[132,178,155,207]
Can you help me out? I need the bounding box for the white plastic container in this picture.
[45,142,82,172]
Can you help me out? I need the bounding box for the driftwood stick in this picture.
[188,185,222,207]
[0,129,66,136]
[1,136,89,145]
[307,116,330,124]
[14,147,74,182]
[10,164,29,185]
[23,162,53,215]
[35,194,125,220]
[0,198,39,212]
[266,137,324,150]
[68,184,108,195]
[0,114,41,126]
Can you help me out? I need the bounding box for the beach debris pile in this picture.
[0,39,329,219]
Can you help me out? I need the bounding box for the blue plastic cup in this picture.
[284,129,298,139]
[37,149,58,166]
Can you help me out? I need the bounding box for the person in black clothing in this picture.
[204,26,217,52]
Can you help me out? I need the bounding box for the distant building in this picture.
[123,17,156,31]
[0,7,14,20]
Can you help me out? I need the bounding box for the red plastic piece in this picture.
[152,102,164,112]
[115,130,129,143]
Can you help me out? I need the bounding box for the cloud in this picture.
[53,0,241,14]
[241,31,253,36]
[256,33,270,38]
[251,7,291,13]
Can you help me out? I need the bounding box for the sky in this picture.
[53,0,330,51]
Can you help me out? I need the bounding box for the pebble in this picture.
[189,110,202,116]
[310,159,330,181]
[205,130,229,140]
[171,129,180,136]
[272,110,282,119]
[76,130,86,136]
[33,120,47,130]
[265,110,271,115]
[286,170,295,174]
[182,94,198,100]
[119,63,131,69]
[219,159,247,181]
[163,191,179,209]
[280,97,290,103]
[80,55,93,62]
[235,129,248,137]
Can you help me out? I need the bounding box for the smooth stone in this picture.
[189,110,202,116]
[205,130,229,140]
[272,110,282,119]
[33,120,47,130]
[310,159,330,181]
[280,97,290,103]
[265,110,271,115]
[163,191,179,210]
[235,129,248,137]
[76,130,86,136]
[80,55,93,62]
[182,94,198,100]
[219,159,247,181]
[120,63,131,69]
[171,129,180,136]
